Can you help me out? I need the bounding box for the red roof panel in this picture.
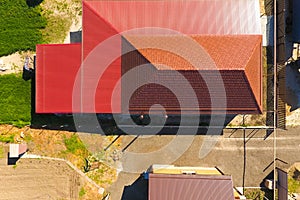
[36,43,121,113]
[84,0,261,35]
[36,44,81,113]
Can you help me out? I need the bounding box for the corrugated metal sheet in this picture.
[84,0,261,35]
[36,43,121,113]
[148,173,235,200]
[277,168,288,200]
[36,44,82,113]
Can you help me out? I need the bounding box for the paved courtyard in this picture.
[107,126,300,199]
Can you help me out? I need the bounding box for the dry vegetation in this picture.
[0,124,120,198]
[41,0,82,43]
[289,164,300,194]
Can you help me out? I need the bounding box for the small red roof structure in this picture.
[35,0,262,114]
[9,144,27,158]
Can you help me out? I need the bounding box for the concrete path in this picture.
[107,126,300,199]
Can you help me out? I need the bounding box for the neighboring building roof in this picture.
[148,164,223,175]
[148,173,235,200]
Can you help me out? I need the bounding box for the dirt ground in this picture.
[0,125,120,199]
[0,52,34,75]
[0,158,82,199]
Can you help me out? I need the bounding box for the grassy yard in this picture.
[0,0,46,56]
[0,74,31,127]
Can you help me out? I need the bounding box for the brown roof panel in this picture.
[148,173,235,200]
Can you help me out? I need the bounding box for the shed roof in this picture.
[148,173,235,200]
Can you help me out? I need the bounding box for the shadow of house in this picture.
[26,0,43,7]
[121,175,148,200]
[7,152,26,165]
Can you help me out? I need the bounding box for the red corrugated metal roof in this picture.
[83,0,261,35]
[36,43,121,113]
[148,173,235,200]
[36,44,82,113]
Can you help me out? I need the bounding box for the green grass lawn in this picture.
[0,0,46,56]
[0,74,31,127]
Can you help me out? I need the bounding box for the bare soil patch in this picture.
[0,159,82,199]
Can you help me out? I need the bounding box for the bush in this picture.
[0,74,31,127]
[79,187,86,197]
[0,134,15,143]
[0,145,4,158]
[0,0,46,56]
[63,134,87,154]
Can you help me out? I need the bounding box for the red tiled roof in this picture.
[123,35,261,70]
[122,35,263,114]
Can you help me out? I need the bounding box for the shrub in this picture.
[0,146,4,158]
[79,187,86,197]
[0,134,15,143]
[0,0,46,56]
[0,74,31,127]
[63,134,87,154]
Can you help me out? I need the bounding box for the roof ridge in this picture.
[243,35,262,69]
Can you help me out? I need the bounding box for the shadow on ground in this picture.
[31,113,236,135]
[121,174,148,200]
